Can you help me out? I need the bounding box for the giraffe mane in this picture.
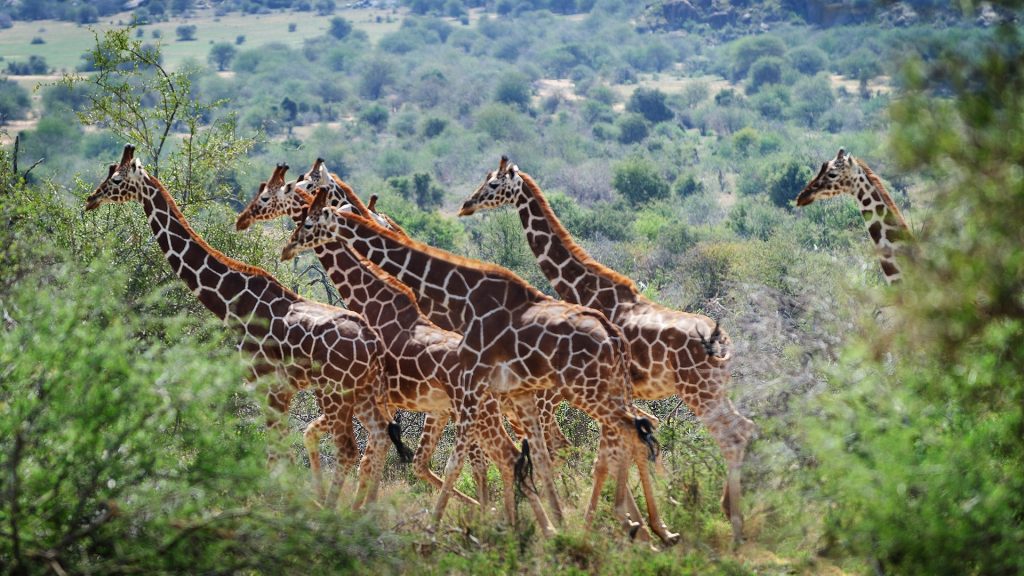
[339,209,546,299]
[147,173,304,300]
[518,172,638,295]
[855,158,910,232]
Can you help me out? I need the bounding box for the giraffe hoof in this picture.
[660,531,680,547]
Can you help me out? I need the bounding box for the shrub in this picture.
[746,56,785,94]
[791,74,835,127]
[421,116,447,138]
[731,34,786,81]
[30,36,45,44]
[494,72,532,110]
[207,42,237,71]
[626,87,673,123]
[360,103,389,130]
[175,24,197,41]
[0,78,31,124]
[788,45,827,76]
[615,113,649,144]
[612,156,669,206]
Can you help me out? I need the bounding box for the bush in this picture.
[731,34,786,81]
[615,113,649,144]
[788,45,827,76]
[626,87,673,123]
[0,77,31,124]
[421,116,447,138]
[175,24,197,41]
[6,55,49,75]
[791,74,835,127]
[746,56,785,94]
[207,42,237,71]
[359,103,389,130]
[494,73,532,110]
[612,156,669,206]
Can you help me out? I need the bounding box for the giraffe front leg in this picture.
[704,400,753,545]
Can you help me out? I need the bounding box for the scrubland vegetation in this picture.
[1,0,1022,574]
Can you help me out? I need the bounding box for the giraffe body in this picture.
[238,162,490,506]
[283,194,675,544]
[796,148,912,285]
[459,156,755,543]
[85,145,410,509]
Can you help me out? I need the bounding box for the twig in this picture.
[23,158,44,179]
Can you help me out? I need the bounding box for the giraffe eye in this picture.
[111,174,123,183]
[303,219,313,229]
[827,171,838,178]
[488,180,499,189]
[260,194,270,202]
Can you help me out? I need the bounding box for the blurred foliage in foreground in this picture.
[806,18,1024,576]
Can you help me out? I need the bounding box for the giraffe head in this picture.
[85,145,148,211]
[235,164,312,230]
[795,148,856,207]
[280,186,360,261]
[459,155,524,216]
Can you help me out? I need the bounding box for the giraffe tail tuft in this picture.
[635,417,659,462]
[387,417,415,464]
[513,438,537,496]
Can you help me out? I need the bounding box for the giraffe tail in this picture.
[513,438,537,496]
[634,417,659,462]
[387,416,415,464]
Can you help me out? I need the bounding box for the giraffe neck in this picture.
[339,214,542,331]
[852,159,911,285]
[282,204,421,337]
[515,174,638,314]
[314,242,423,340]
[139,176,296,323]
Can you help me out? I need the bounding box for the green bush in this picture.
[731,35,786,81]
[746,56,786,94]
[615,113,649,144]
[494,72,532,110]
[0,77,31,123]
[626,87,673,123]
[788,45,827,76]
[611,156,669,206]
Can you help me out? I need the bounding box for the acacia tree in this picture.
[59,27,253,203]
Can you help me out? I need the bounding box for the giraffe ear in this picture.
[367,194,378,212]
[510,163,520,176]
[836,148,846,161]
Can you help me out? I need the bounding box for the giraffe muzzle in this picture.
[235,213,253,231]
[84,195,103,211]
[457,202,476,217]
[280,243,300,261]
[794,191,814,207]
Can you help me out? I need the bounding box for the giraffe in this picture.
[237,162,490,507]
[281,188,678,545]
[241,159,571,477]
[84,145,412,509]
[459,156,755,544]
[795,148,912,285]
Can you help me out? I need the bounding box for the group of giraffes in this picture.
[83,144,908,548]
